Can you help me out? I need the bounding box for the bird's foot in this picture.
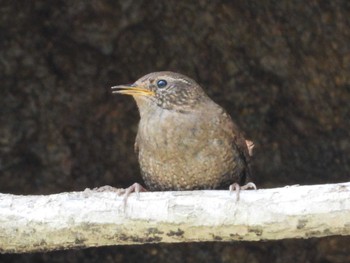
[121,182,148,201]
[92,183,147,207]
[120,183,148,208]
[229,182,257,201]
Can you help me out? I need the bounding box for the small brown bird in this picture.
[112,71,255,200]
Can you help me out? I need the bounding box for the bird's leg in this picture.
[240,182,257,190]
[229,182,257,201]
[121,183,148,204]
[92,183,147,207]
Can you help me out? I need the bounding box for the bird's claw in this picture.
[91,183,147,209]
[122,183,147,206]
[229,182,257,201]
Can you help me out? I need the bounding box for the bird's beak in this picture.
[111,84,155,96]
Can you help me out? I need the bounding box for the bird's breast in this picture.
[135,108,242,191]
[138,110,210,156]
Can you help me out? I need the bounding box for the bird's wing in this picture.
[234,130,254,182]
[222,110,254,184]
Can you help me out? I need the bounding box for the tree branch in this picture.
[1,182,350,253]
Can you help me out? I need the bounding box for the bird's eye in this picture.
[156,79,167,88]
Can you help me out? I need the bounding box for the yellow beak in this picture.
[111,84,155,96]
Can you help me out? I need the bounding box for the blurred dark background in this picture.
[1,1,350,262]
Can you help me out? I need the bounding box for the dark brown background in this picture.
[1,1,349,262]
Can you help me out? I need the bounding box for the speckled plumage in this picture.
[113,71,254,191]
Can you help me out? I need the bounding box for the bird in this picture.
[111,71,256,201]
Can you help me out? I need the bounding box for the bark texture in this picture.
[1,183,350,253]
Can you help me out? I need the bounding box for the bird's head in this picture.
[112,71,209,113]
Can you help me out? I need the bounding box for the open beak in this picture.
[111,84,155,96]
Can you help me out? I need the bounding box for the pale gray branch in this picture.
[1,182,350,253]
